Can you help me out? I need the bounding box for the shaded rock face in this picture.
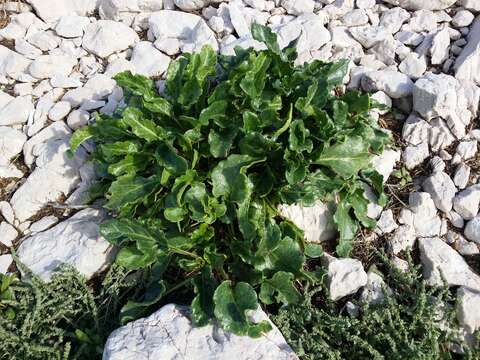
[103,304,298,360]
[419,237,480,291]
[17,208,115,281]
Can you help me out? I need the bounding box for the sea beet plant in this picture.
[70,24,390,334]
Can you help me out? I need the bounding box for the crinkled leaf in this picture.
[123,107,160,142]
[259,271,301,305]
[314,136,371,179]
[213,281,272,337]
[333,201,358,257]
[191,267,218,326]
[212,155,264,203]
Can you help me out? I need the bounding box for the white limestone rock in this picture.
[99,0,164,20]
[29,55,76,79]
[454,163,471,190]
[457,287,480,335]
[17,208,114,281]
[453,185,480,220]
[403,192,442,237]
[174,0,210,11]
[360,270,389,305]
[103,304,298,360]
[0,254,12,274]
[349,25,391,49]
[401,114,430,169]
[30,215,59,233]
[381,0,457,11]
[452,10,475,28]
[413,73,472,138]
[48,101,71,121]
[362,70,414,99]
[0,96,34,126]
[82,20,139,58]
[278,201,336,243]
[130,42,171,77]
[67,109,90,130]
[422,171,457,213]
[27,30,60,52]
[0,45,31,83]
[55,15,91,38]
[0,201,15,225]
[281,0,314,15]
[464,216,480,244]
[456,236,479,256]
[0,222,17,247]
[430,28,450,65]
[25,0,97,23]
[461,0,480,12]
[322,255,368,301]
[11,137,85,222]
[375,209,398,235]
[273,14,331,55]
[387,225,416,254]
[149,10,218,53]
[454,17,480,86]
[371,149,400,181]
[419,236,480,291]
[399,53,427,79]
[0,126,27,166]
[104,58,136,78]
[379,7,410,34]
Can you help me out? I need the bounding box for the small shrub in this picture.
[273,256,479,359]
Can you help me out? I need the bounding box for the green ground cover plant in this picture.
[0,262,135,360]
[69,24,390,334]
[273,255,480,360]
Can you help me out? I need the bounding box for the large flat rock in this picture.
[17,208,115,281]
[103,304,298,360]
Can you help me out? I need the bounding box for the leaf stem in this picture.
[272,103,293,140]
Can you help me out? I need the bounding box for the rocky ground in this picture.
[0,0,479,358]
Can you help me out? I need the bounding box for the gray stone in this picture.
[454,163,471,190]
[0,222,17,247]
[48,101,71,121]
[25,0,97,23]
[382,0,456,11]
[457,287,480,335]
[103,304,298,360]
[464,216,480,244]
[12,137,85,222]
[278,201,336,243]
[149,10,218,53]
[55,15,90,38]
[454,17,480,85]
[0,96,34,126]
[130,41,170,77]
[17,208,114,281]
[0,126,27,166]
[322,255,368,301]
[375,209,398,235]
[453,185,480,220]
[362,70,414,98]
[388,225,416,254]
[82,20,139,58]
[399,53,427,79]
[422,171,457,213]
[29,55,76,79]
[452,10,475,28]
[419,236,480,291]
[430,28,450,65]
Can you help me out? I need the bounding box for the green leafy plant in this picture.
[70,24,390,334]
[273,255,478,359]
[392,166,412,189]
